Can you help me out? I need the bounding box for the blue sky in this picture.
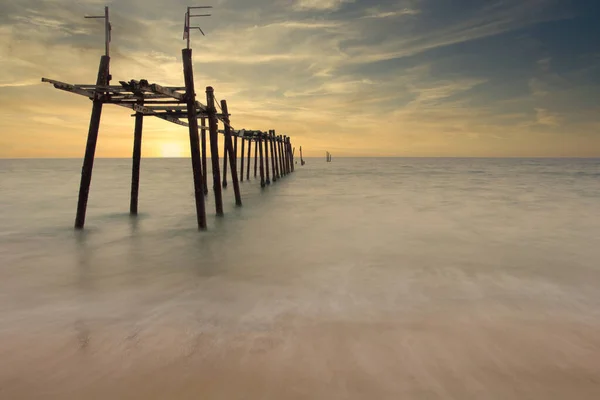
[0,0,598,157]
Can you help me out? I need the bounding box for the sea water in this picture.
[1,157,599,399]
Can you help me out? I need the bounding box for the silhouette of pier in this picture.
[41,6,297,230]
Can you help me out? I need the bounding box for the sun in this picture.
[159,142,185,158]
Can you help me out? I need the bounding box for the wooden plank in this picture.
[42,78,97,99]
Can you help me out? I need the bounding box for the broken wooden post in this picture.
[206,86,224,216]
[246,137,251,180]
[264,131,271,185]
[254,138,258,178]
[220,99,242,206]
[182,48,207,230]
[240,135,245,182]
[129,99,144,215]
[222,133,228,188]
[258,133,265,187]
[74,55,110,229]
[201,116,208,195]
[269,130,277,182]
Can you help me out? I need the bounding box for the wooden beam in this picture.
[206,86,224,216]
[130,99,144,215]
[182,48,207,230]
[74,55,110,229]
[221,100,242,206]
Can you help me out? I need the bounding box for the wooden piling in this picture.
[272,131,280,180]
[281,136,287,175]
[206,86,224,216]
[220,100,242,206]
[74,55,110,229]
[269,130,277,182]
[240,136,245,182]
[264,132,271,185]
[258,134,265,187]
[254,138,258,178]
[277,135,284,176]
[201,117,208,195]
[182,48,207,230]
[281,135,287,175]
[222,134,228,188]
[290,142,295,172]
[246,137,251,180]
[129,99,144,215]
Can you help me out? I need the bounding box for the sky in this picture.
[0,0,599,158]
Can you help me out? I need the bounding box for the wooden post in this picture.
[290,141,295,172]
[264,131,271,185]
[254,138,258,178]
[222,134,228,188]
[269,130,277,182]
[220,100,242,206]
[182,48,207,230]
[206,86,224,216]
[240,136,245,182]
[74,55,110,229]
[129,99,144,215]
[284,136,290,174]
[201,117,208,195]
[258,134,265,187]
[246,137,251,180]
[272,131,280,180]
[278,135,285,176]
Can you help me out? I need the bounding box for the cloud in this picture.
[292,0,355,11]
[535,108,560,126]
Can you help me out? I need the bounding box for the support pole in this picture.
[182,48,207,230]
[220,100,242,206]
[269,130,277,182]
[272,131,280,180]
[240,136,245,182]
[258,134,265,187]
[74,55,110,229]
[291,142,295,172]
[284,135,290,174]
[206,86,224,216]
[278,135,285,176]
[129,99,144,215]
[222,134,228,188]
[201,117,208,195]
[254,138,258,178]
[246,137,251,180]
[264,132,271,185]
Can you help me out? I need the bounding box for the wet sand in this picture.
[2,312,599,399]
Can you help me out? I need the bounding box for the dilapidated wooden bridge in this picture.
[41,6,297,230]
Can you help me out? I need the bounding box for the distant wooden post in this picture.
[220,100,242,206]
[74,55,110,229]
[271,131,280,180]
[129,99,144,215]
[240,136,245,182]
[246,137,251,180]
[281,135,287,175]
[206,86,224,216]
[258,134,265,187]
[269,130,277,182]
[290,142,295,172]
[254,138,258,178]
[233,134,238,179]
[278,135,285,176]
[222,133,228,188]
[286,136,291,174]
[182,48,207,230]
[264,132,271,185]
[201,117,208,195]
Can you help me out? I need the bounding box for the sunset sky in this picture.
[1,0,598,158]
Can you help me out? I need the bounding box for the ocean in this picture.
[1,157,599,399]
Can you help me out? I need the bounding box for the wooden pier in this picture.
[41,6,299,230]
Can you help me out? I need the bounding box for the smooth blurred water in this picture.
[1,157,600,399]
